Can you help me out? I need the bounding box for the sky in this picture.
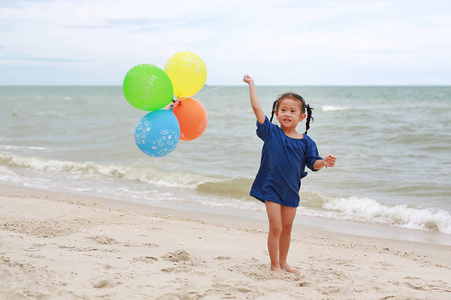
[0,0,450,86]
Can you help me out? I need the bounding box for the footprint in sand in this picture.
[132,256,158,263]
[88,235,119,245]
[92,279,122,289]
[403,276,450,292]
[160,250,206,274]
[215,256,232,260]
[162,250,191,262]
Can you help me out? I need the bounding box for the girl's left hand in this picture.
[323,155,336,167]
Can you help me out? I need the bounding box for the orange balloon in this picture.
[172,98,207,141]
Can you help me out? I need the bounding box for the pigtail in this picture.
[269,99,278,122]
[304,104,314,134]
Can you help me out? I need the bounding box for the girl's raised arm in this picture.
[244,75,265,124]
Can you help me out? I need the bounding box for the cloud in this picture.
[0,0,450,85]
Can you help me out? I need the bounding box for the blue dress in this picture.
[250,116,322,207]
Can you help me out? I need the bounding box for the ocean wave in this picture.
[322,105,348,112]
[0,152,214,189]
[0,153,260,199]
[35,111,63,117]
[321,196,451,234]
[0,145,47,151]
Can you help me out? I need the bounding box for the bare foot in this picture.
[271,266,284,275]
[280,263,301,274]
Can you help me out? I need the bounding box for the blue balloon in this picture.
[135,110,180,157]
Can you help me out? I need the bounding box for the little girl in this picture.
[243,75,336,275]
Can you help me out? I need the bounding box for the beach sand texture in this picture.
[1,184,450,299]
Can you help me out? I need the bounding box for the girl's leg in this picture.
[264,201,283,274]
[279,205,300,274]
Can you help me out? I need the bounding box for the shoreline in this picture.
[7,182,450,246]
[143,198,451,247]
[1,183,450,299]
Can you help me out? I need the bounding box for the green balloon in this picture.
[123,64,173,111]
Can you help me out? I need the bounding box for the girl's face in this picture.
[275,98,306,129]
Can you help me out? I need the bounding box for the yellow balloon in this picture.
[164,51,207,98]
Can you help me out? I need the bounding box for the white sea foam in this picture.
[0,152,212,189]
[322,196,451,234]
[0,145,47,151]
[322,105,348,112]
[0,166,19,182]
[36,111,63,117]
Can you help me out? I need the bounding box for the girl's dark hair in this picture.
[270,92,314,134]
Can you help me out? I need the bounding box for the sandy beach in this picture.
[0,184,450,299]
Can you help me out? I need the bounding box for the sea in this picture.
[1,85,450,245]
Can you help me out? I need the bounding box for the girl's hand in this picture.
[323,155,336,167]
[244,74,264,123]
[243,75,254,85]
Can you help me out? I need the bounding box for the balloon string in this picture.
[175,80,243,101]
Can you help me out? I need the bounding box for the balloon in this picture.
[134,110,180,157]
[123,64,173,111]
[172,98,208,141]
[164,51,207,98]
